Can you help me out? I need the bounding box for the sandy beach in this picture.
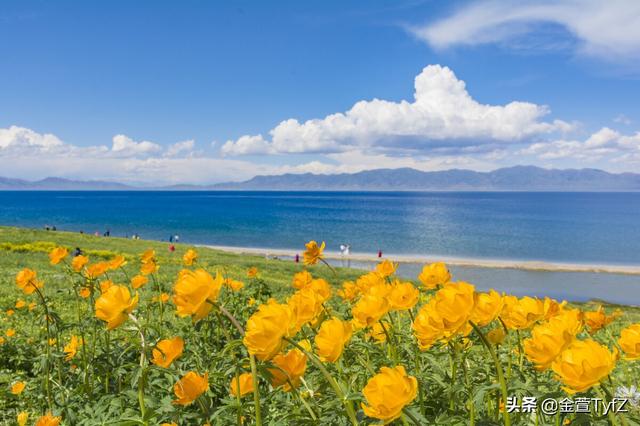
[199,244,640,276]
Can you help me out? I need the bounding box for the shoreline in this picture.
[198,244,640,275]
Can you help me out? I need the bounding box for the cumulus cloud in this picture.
[165,139,195,157]
[520,127,640,162]
[111,134,161,157]
[411,0,640,60]
[0,125,64,151]
[222,65,570,156]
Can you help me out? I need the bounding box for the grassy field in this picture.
[1,225,640,425]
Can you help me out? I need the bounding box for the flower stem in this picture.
[470,321,511,426]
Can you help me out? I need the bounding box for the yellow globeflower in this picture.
[524,321,574,371]
[366,321,389,343]
[6,309,15,316]
[173,269,223,322]
[15,299,26,309]
[11,381,26,395]
[131,274,149,289]
[6,329,16,337]
[552,339,616,394]
[361,366,418,423]
[247,266,259,278]
[618,324,640,360]
[288,287,323,332]
[375,259,398,278]
[17,411,29,426]
[140,249,156,263]
[49,247,68,265]
[15,268,43,295]
[225,278,244,292]
[388,281,419,311]
[500,295,544,330]
[356,271,385,294]
[337,281,360,302]
[173,371,209,405]
[35,413,61,426]
[152,336,184,368]
[314,317,352,363]
[487,327,506,346]
[230,372,255,398]
[244,300,295,360]
[95,285,139,330]
[85,262,109,279]
[71,255,89,272]
[303,240,325,265]
[543,297,565,320]
[351,294,390,329]
[100,280,114,293]
[78,287,90,298]
[269,348,307,391]
[106,255,126,270]
[292,270,313,289]
[584,305,620,334]
[140,259,159,275]
[64,335,81,361]
[310,278,332,302]
[183,249,198,266]
[551,308,584,336]
[418,262,451,289]
[470,290,503,326]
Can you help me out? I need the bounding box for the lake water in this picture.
[1,191,639,304]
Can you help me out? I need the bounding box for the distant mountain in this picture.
[212,166,640,191]
[1,166,640,191]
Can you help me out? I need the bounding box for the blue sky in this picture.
[1,0,639,184]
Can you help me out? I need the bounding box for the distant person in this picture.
[52,225,56,231]
[295,253,299,263]
[169,235,173,243]
[73,247,83,257]
[340,244,351,256]
[169,244,175,252]
[79,230,84,234]
[174,235,180,242]
[94,231,100,236]
[377,249,382,258]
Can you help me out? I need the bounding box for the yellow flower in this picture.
[487,327,506,346]
[155,292,170,304]
[471,290,503,326]
[552,308,583,336]
[15,299,26,309]
[152,336,184,368]
[543,297,565,320]
[361,366,418,422]
[15,268,43,295]
[100,280,114,293]
[48,338,56,346]
[288,287,323,331]
[173,269,223,322]
[131,274,149,289]
[0,336,4,345]
[225,278,244,291]
[64,335,81,361]
[524,321,575,371]
[337,281,360,302]
[6,309,15,316]
[303,240,325,265]
[584,305,620,334]
[375,259,397,278]
[356,271,385,294]
[35,413,61,426]
[85,262,109,279]
[314,317,352,362]
[140,249,156,263]
[552,339,616,394]
[107,255,126,270]
[292,270,313,289]
[366,321,389,343]
[161,423,177,426]
[17,411,29,426]
[230,372,255,398]
[183,249,198,266]
[500,295,544,330]
[11,381,26,395]
[247,266,259,278]
[243,300,295,360]
[310,278,332,302]
[140,259,159,275]
[6,328,16,337]
[248,297,256,306]
[72,255,89,272]
[95,285,139,330]
[412,282,475,349]
[269,348,307,391]
[418,262,451,289]
[173,371,209,405]
[388,281,419,311]
[49,247,68,265]
[28,302,36,311]
[618,324,640,360]
[351,294,390,329]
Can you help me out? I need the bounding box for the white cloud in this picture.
[520,127,640,161]
[111,134,161,157]
[165,139,195,157]
[411,0,640,60]
[0,125,64,150]
[222,65,570,156]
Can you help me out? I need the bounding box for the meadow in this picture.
[0,225,639,425]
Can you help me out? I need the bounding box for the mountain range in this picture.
[2,166,640,191]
